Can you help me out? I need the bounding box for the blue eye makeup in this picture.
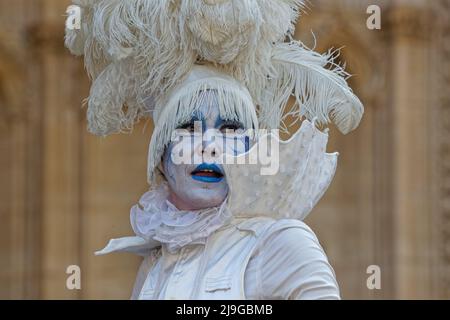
[218,119,244,132]
[177,113,204,132]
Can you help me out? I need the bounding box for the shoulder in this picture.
[235,217,313,237]
[264,218,318,237]
[248,218,341,300]
[256,218,324,260]
[234,217,322,252]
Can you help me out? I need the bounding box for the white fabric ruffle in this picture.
[130,183,232,253]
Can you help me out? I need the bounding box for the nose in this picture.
[202,130,223,163]
[204,146,216,157]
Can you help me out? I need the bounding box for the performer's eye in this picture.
[220,120,244,133]
[177,120,196,132]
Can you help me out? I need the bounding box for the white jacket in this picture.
[130,217,340,300]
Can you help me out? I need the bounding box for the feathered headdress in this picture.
[65,0,363,182]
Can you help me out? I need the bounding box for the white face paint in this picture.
[161,91,250,210]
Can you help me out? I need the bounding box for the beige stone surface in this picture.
[0,0,449,299]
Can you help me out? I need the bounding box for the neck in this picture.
[167,192,199,211]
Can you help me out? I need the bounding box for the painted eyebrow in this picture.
[176,112,205,129]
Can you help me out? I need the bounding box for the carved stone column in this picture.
[428,0,450,299]
[386,2,435,299]
[0,0,45,299]
[0,40,26,299]
[29,18,84,299]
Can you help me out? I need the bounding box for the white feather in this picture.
[262,41,364,134]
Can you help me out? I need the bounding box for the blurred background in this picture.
[0,0,449,299]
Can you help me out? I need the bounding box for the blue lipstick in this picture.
[191,163,224,183]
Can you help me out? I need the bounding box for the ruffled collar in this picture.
[224,118,338,221]
[130,182,232,253]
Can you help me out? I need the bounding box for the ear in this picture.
[157,154,166,180]
[158,161,164,175]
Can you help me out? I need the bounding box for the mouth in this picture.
[191,163,224,183]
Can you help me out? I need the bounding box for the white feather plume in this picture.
[261,41,364,134]
[65,0,363,140]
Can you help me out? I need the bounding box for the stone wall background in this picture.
[0,0,449,299]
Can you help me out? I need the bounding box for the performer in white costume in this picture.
[65,0,364,300]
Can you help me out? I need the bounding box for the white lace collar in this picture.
[129,182,232,253]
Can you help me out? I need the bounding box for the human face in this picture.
[161,92,250,210]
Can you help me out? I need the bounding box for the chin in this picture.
[180,184,228,210]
